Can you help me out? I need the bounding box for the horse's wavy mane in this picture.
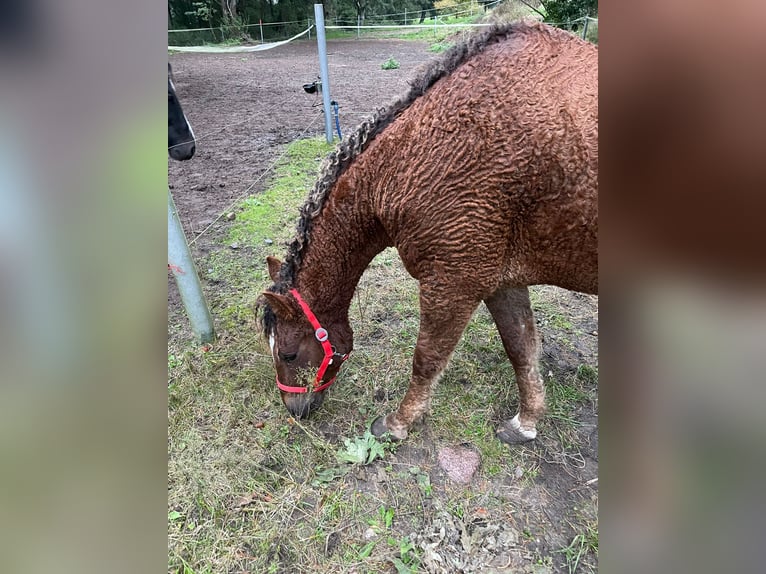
[260,20,541,334]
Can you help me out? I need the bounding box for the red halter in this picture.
[275,289,350,394]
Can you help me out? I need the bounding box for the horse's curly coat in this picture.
[260,21,597,442]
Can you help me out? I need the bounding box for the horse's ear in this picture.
[266,256,282,282]
[261,291,299,320]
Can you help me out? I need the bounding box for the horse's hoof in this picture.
[371,416,389,437]
[371,415,408,441]
[497,415,537,445]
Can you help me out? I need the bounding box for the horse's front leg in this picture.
[372,285,479,440]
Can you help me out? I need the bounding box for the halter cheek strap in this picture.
[275,289,350,394]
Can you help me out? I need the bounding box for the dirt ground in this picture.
[168,37,437,283]
[169,36,598,573]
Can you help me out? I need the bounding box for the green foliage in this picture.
[388,535,419,572]
[555,526,598,574]
[169,0,515,46]
[381,57,401,70]
[337,431,388,464]
[168,510,183,522]
[311,465,350,486]
[429,41,452,52]
[185,1,212,24]
[540,0,597,24]
[227,137,333,248]
[378,505,395,528]
[358,540,377,558]
[408,466,433,497]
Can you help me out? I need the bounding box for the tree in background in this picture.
[433,0,473,18]
[515,0,597,24]
[169,0,443,30]
[168,0,596,41]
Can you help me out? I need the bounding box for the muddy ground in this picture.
[169,36,598,573]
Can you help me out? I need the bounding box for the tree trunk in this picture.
[221,0,238,20]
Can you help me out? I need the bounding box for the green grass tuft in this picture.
[228,137,334,249]
[381,57,400,70]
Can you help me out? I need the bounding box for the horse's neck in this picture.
[295,171,389,320]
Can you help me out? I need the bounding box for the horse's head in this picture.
[260,257,351,419]
[168,63,196,161]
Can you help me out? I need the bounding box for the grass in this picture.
[556,522,598,574]
[168,136,599,573]
[325,14,480,44]
[227,137,334,249]
[428,41,453,53]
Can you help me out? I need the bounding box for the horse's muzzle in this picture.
[169,141,196,161]
[282,391,326,419]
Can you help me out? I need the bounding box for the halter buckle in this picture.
[315,328,328,342]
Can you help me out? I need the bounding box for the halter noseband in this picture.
[275,289,350,394]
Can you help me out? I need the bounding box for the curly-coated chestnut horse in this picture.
[260,22,597,444]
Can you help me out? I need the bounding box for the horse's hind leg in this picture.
[485,286,545,444]
[371,285,480,440]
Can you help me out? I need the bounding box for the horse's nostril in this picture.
[286,399,312,419]
[283,392,325,419]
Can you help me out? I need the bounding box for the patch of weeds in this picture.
[576,364,598,385]
[320,488,347,523]
[337,430,391,465]
[429,41,452,53]
[555,527,598,574]
[168,510,184,523]
[358,539,378,559]
[522,528,534,541]
[168,353,181,369]
[448,500,466,520]
[381,57,400,70]
[409,466,432,497]
[542,372,593,450]
[522,465,540,482]
[311,465,350,487]
[387,535,420,573]
[177,559,213,574]
[375,505,395,529]
[547,376,589,411]
[536,555,554,568]
[529,290,575,332]
[256,423,291,450]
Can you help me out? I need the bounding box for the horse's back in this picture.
[369,24,597,294]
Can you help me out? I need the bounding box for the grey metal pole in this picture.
[582,17,590,40]
[314,4,334,143]
[168,189,215,344]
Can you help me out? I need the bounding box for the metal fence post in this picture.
[582,17,590,40]
[314,4,334,144]
[168,189,215,344]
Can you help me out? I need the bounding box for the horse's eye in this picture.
[280,353,297,363]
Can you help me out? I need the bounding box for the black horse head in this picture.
[168,63,196,161]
